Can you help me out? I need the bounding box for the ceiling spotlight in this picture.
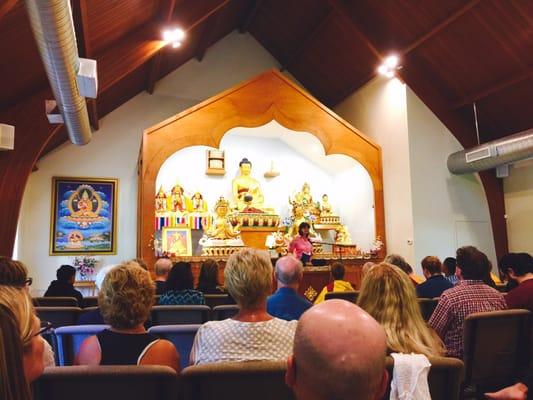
[377,54,401,79]
[163,28,185,48]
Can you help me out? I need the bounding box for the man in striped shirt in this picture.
[429,246,507,359]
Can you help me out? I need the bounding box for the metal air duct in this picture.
[447,128,533,175]
[25,0,92,145]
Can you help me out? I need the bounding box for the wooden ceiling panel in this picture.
[339,0,470,51]
[248,0,332,64]
[87,0,160,56]
[290,16,378,106]
[0,3,47,110]
[172,0,228,28]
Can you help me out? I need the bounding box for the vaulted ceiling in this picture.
[1,0,532,156]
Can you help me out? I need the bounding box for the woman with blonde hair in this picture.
[190,248,297,364]
[0,285,47,400]
[76,261,180,371]
[357,262,445,357]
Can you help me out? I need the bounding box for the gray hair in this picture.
[275,256,303,285]
[154,258,172,277]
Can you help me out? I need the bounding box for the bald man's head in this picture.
[286,300,388,400]
[154,258,172,279]
[275,256,303,287]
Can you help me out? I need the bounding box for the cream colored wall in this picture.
[17,32,283,294]
[335,77,497,273]
[504,160,533,254]
[335,78,416,266]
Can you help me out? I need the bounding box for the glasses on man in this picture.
[25,277,33,286]
[35,321,53,337]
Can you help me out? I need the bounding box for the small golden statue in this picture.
[232,158,265,212]
[155,186,167,213]
[189,191,208,213]
[168,183,188,213]
[335,224,352,245]
[320,194,333,217]
[206,197,241,240]
[286,204,316,238]
[291,182,320,217]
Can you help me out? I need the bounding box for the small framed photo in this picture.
[161,227,193,256]
[50,177,118,255]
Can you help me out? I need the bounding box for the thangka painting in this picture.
[161,227,192,257]
[50,177,118,255]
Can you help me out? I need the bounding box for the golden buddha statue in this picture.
[335,224,352,245]
[168,183,187,213]
[206,197,241,240]
[320,194,333,217]
[155,185,167,213]
[291,182,320,216]
[286,204,316,238]
[189,191,208,213]
[232,158,264,212]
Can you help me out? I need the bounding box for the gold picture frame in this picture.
[50,177,118,255]
[161,227,193,256]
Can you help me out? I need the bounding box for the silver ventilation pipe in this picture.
[25,0,92,145]
[447,128,533,174]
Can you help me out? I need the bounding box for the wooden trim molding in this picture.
[139,70,386,267]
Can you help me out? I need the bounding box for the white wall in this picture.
[335,77,497,273]
[504,160,533,254]
[335,78,416,266]
[17,31,283,294]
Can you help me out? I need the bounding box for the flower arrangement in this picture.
[72,256,98,280]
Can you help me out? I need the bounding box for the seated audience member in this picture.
[499,252,533,311]
[385,253,425,286]
[44,264,83,304]
[196,259,225,294]
[154,257,172,295]
[416,256,453,298]
[0,285,47,400]
[361,261,375,279]
[132,258,149,271]
[286,299,388,400]
[314,262,354,304]
[267,256,312,321]
[485,382,528,400]
[190,248,297,364]
[158,262,205,305]
[429,246,507,359]
[0,257,55,367]
[442,257,458,285]
[358,263,445,357]
[76,261,179,371]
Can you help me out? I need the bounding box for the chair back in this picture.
[204,294,233,308]
[324,290,359,303]
[383,355,464,400]
[418,298,439,321]
[82,296,99,308]
[212,305,240,320]
[54,324,109,366]
[32,365,178,400]
[148,324,200,370]
[33,297,79,307]
[463,309,531,389]
[151,305,210,325]
[181,361,294,400]
[36,307,82,328]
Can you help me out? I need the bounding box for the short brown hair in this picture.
[421,256,442,275]
[98,261,154,329]
[456,246,489,280]
[0,257,28,287]
[331,262,345,280]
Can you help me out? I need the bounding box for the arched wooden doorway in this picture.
[138,70,385,268]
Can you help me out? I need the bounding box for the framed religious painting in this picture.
[161,227,193,257]
[50,177,118,255]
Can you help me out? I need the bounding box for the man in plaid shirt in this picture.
[429,246,506,359]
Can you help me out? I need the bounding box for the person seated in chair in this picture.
[158,262,205,305]
[499,252,533,312]
[416,256,453,298]
[196,259,226,295]
[76,261,179,371]
[286,300,389,400]
[267,255,312,321]
[314,262,354,304]
[154,257,172,295]
[44,264,83,305]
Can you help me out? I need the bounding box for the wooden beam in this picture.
[87,98,99,130]
[146,51,163,94]
[451,69,533,109]
[239,0,264,33]
[402,0,481,55]
[282,8,335,71]
[195,11,222,62]
[159,0,177,22]
[0,0,18,22]
[70,0,92,58]
[326,0,382,60]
